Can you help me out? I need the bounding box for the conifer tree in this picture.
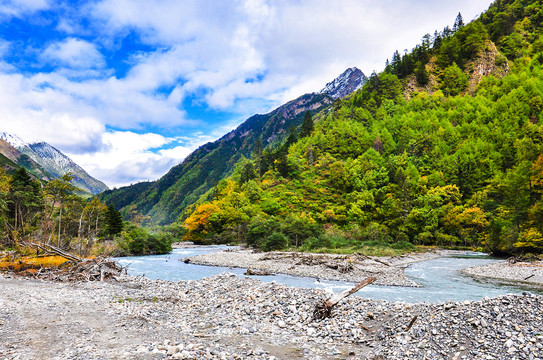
[253,137,263,178]
[106,203,123,236]
[300,111,314,138]
[453,12,464,32]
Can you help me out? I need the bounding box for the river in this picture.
[115,246,541,303]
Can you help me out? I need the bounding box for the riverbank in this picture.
[185,248,459,287]
[1,272,541,360]
[462,260,543,288]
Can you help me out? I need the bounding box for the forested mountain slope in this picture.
[182,0,543,255]
[99,93,334,224]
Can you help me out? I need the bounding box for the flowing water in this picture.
[115,246,541,303]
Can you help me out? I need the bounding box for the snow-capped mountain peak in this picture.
[0,131,108,194]
[0,131,33,148]
[319,67,367,99]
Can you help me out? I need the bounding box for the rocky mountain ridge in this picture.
[319,67,367,99]
[99,92,334,224]
[0,132,109,195]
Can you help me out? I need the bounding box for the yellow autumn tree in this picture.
[183,203,221,242]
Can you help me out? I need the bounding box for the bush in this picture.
[262,232,288,251]
[246,217,280,248]
[116,224,173,256]
[390,240,416,251]
[301,236,332,250]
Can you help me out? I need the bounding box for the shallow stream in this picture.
[115,246,541,303]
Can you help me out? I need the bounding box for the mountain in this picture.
[99,93,335,224]
[180,0,543,256]
[0,132,109,195]
[99,67,370,224]
[0,139,54,181]
[319,67,367,99]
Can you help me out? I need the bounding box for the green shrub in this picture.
[302,236,332,250]
[390,240,416,251]
[117,224,173,256]
[262,232,288,251]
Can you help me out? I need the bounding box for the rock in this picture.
[167,345,181,355]
[505,339,514,348]
[136,345,149,353]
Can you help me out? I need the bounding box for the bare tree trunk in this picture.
[57,206,62,248]
[14,203,18,234]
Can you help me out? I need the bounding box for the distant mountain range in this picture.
[98,67,366,224]
[0,132,108,195]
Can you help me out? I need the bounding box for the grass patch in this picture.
[0,255,69,273]
[298,239,423,257]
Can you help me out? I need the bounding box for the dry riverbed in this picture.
[1,271,542,360]
[185,248,458,287]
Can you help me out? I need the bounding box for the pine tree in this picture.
[415,61,430,86]
[106,203,123,236]
[300,111,314,138]
[391,50,401,75]
[253,137,263,177]
[285,124,298,147]
[453,12,464,32]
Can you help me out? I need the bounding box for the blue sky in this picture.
[0,0,493,188]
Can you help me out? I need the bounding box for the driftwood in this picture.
[313,276,376,320]
[260,252,356,273]
[405,315,418,332]
[25,241,83,263]
[244,268,271,276]
[356,252,391,267]
[42,257,123,282]
[22,241,122,282]
[324,262,354,273]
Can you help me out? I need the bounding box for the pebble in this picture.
[2,266,542,360]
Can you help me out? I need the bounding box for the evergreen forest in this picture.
[0,168,174,256]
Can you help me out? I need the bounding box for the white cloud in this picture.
[0,0,49,18]
[68,130,213,188]
[0,0,495,187]
[91,0,493,111]
[42,38,105,69]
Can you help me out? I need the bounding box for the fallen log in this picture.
[313,276,376,320]
[356,252,391,267]
[25,241,82,263]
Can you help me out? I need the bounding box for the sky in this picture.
[0,0,493,188]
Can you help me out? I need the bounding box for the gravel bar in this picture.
[185,249,460,287]
[462,261,543,288]
[1,272,541,360]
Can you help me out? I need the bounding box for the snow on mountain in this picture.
[0,131,32,149]
[25,142,85,177]
[319,67,367,99]
[0,132,108,194]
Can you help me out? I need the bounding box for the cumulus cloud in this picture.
[0,0,494,187]
[41,38,106,69]
[0,0,49,18]
[91,0,492,110]
[68,130,215,188]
